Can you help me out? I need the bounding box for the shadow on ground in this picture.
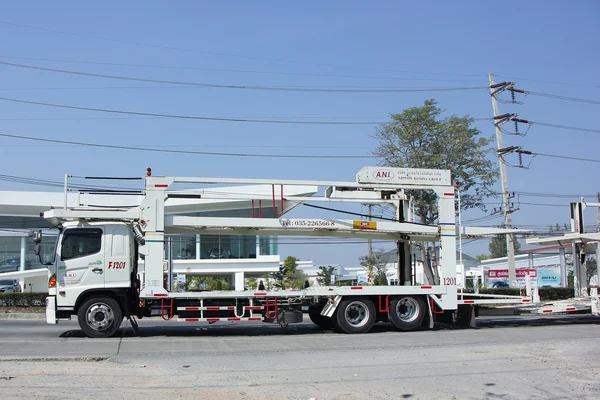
[58,314,599,339]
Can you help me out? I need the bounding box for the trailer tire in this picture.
[334,298,376,334]
[388,296,425,331]
[77,296,123,338]
[308,310,333,329]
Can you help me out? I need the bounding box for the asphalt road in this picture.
[1,315,599,399]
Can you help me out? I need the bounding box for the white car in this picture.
[0,279,20,293]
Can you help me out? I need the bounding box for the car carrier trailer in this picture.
[24,166,534,338]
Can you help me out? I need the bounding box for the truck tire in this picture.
[308,310,333,329]
[334,297,376,334]
[388,296,425,331]
[77,296,123,338]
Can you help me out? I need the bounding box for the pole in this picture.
[489,73,517,288]
[63,174,69,210]
[596,192,600,287]
[457,183,464,288]
[367,204,373,260]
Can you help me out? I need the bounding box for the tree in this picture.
[246,277,258,290]
[373,99,497,224]
[316,265,337,286]
[372,99,497,284]
[476,254,489,261]
[489,234,521,258]
[359,250,390,285]
[272,256,300,288]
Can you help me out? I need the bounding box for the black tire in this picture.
[388,296,426,331]
[308,310,333,329]
[77,296,123,338]
[333,297,376,334]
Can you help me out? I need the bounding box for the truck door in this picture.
[104,224,134,288]
[56,227,105,306]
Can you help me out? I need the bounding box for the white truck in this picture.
[29,166,532,338]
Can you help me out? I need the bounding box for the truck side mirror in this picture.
[28,229,42,244]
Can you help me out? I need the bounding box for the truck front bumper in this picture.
[46,296,57,325]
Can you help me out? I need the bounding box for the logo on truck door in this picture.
[108,261,127,269]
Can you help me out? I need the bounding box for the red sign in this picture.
[487,269,537,278]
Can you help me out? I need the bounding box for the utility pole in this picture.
[597,192,600,288]
[489,73,517,287]
[367,204,373,260]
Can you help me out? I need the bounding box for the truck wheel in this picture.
[77,296,123,338]
[308,310,333,329]
[334,298,376,334]
[388,296,425,331]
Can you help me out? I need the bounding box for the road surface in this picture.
[1,315,599,399]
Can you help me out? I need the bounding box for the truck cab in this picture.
[46,221,138,336]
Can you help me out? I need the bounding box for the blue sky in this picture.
[1,1,598,266]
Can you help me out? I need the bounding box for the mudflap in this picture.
[422,296,435,329]
[455,304,477,328]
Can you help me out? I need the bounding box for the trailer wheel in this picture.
[388,296,425,331]
[77,296,123,338]
[334,298,376,334]
[308,310,333,329]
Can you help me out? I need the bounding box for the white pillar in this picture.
[559,247,567,288]
[255,236,261,257]
[196,234,201,260]
[20,236,27,292]
[234,272,245,291]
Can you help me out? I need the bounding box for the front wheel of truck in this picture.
[77,296,123,338]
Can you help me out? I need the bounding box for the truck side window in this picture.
[61,229,102,261]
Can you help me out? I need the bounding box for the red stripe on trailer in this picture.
[228,318,241,321]
[350,286,363,290]
[228,306,234,310]
[522,299,531,303]
[155,184,169,188]
[185,307,199,311]
[207,318,220,322]
[444,192,454,197]
[245,306,262,310]
[249,317,262,321]
[206,307,221,311]
[463,300,475,304]
[254,292,267,296]
[542,309,553,313]
[185,318,199,322]
[421,285,432,289]
[154,294,168,297]
[566,307,576,311]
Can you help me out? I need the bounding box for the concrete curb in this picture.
[0,313,45,320]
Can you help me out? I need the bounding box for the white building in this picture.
[0,184,317,291]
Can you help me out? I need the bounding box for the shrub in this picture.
[538,287,573,301]
[0,292,47,307]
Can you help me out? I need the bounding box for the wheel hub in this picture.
[86,303,114,330]
[396,297,418,322]
[344,301,369,327]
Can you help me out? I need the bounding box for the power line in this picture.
[0,96,389,125]
[0,132,373,159]
[0,21,485,78]
[529,121,600,134]
[0,61,488,93]
[0,55,487,83]
[532,152,600,164]
[495,74,600,89]
[526,91,600,105]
